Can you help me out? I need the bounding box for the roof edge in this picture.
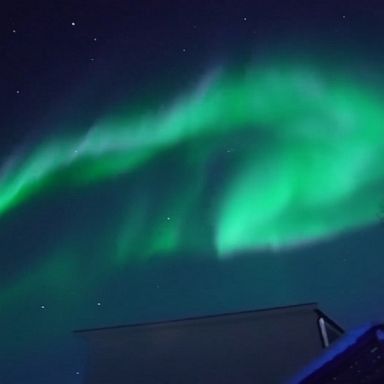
[74,302,319,334]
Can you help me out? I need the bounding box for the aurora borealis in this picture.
[2,1,384,383]
[2,63,384,258]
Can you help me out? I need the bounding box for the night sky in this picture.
[2,1,384,383]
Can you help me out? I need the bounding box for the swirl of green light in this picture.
[1,63,384,257]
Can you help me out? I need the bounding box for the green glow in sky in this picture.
[1,62,384,257]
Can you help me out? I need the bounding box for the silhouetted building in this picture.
[292,324,384,383]
[75,303,343,384]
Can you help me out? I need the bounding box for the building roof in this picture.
[74,302,342,335]
[290,324,384,383]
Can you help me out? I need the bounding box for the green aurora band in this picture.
[1,62,384,258]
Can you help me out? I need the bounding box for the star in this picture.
[243,17,247,21]
[16,90,20,94]
[93,37,97,41]
[71,21,76,26]
[166,217,171,221]
[12,29,16,33]
[97,302,101,306]
[182,48,187,53]
[342,15,346,19]
[90,57,95,62]
[40,305,46,309]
